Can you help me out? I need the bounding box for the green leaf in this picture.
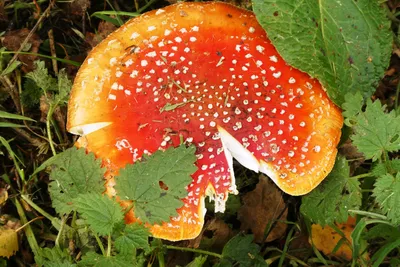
[115,145,197,224]
[252,0,392,105]
[48,147,106,214]
[1,60,21,76]
[35,247,75,267]
[55,69,72,105]
[216,234,266,267]
[21,78,43,108]
[0,110,35,121]
[77,252,136,267]
[351,100,400,161]
[26,61,57,93]
[373,173,400,226]
[342,92,364,127]
[114,223,150,255]
[185,256,207,267]
[74,193,123,236]
[372,159,400,177]
[301,156,361,226]
[364,224,400,242]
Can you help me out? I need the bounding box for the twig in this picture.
[0,75,21,113]
[48,29,58,74]
[12,127,46,148]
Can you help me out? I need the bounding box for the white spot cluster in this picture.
[103,20,331,221]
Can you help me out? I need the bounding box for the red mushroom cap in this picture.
[67,2,343,241]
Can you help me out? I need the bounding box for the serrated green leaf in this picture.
[21,78,43,107]
[372,159,400,177]
[351,100,400,161]
[115,145,197,224]
[114,223,150,255]
[35,247,75,267]
[373,173,400,226]
[48,147,106,214]
[74,193,123,236]
[26,61,57,93]
[301,156,361,226]
[56,69,72,104]
[342,92,364,127]
[252,0,392,106]
[77,252,136,267]
[216,234,266,267]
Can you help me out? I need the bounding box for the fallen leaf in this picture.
[188,218,234,250]
[69,0,90,16]
[2,29,42,73]
[0,228,18,258]
[310,216,367,261]
[238,175,287,242]
[85,21,117,48]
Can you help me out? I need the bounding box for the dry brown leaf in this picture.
[69,0,91,16]
[310,216,366,261]
[2,29,42,73]
[188,218,234,250]
[238,175,287,242]
[85,21,117,48]
[0,228,18,258]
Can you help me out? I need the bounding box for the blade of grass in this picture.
[91,10,139,17]
[371,239,400,267]
[14,198,40,256]
[0,110,36,121]
[0,122,27,128]
[1,51,80,67]
[0,137,25,183]
[351,218,394,267]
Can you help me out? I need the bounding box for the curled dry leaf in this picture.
[238,175,287,242]
[2,29,42,73]
[310,216,368,261]
[0,228,18,258]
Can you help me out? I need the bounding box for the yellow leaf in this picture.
[310,217,356,260]
[0,228,18,258]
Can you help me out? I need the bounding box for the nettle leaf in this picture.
[342,92,364,127]
[351,100,400,161]
[114,223,150,255]
[35,247,75,267]
[216,234,266,267]
[301,156,361,226]
[77,252,135,267]
[252,0,392,105]
[372,159,400,177]
[373,173,400,226]
[55,69,72,105]
[74,193,123,236]
[26,61,57,93]
[48,147,106,214]
[115,145,197,224]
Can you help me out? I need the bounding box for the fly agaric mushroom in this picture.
[67,2,343,241]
